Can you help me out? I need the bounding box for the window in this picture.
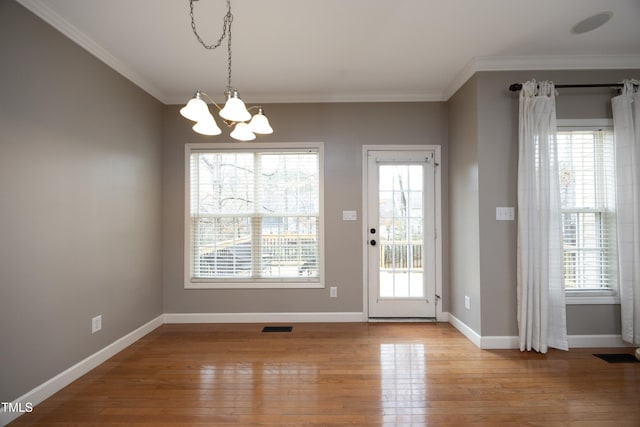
[557,120,618,300]
[185,143,323,289]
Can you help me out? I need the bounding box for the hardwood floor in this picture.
[9,322,640,426]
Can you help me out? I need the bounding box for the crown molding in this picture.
[164,90,446,105]
[444,54,640,100]
[16,0,170,104]
[443,58,479,100]
[474,54,640,71]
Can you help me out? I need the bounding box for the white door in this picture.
[366,150,437,318]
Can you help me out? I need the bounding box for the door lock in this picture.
[370,228,376,234]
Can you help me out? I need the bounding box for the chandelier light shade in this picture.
[230,122,257,141]
[179,91,210,122]
[180,0,273,141]
[219,89,252,123]
[248,107,273,135]
[192,113,222,136]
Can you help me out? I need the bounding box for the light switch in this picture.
[496,207,515,221]
[342,210,357,221]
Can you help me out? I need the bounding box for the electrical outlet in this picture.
[91,315,102,334]
[330,286,337,298]
[464,296,471,310]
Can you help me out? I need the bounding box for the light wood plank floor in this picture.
[10,323,640,426]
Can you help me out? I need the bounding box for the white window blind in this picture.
[186,145,322,287]
[557,128,617,290]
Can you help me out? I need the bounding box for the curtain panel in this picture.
[517,80,569,353]
[612,79,640,345]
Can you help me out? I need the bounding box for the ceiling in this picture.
[17,0,640,104]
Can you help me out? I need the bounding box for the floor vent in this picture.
[594,353,639,364]
[262,326,293,333]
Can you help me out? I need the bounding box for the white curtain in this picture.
[517,80,569,353]
[612,79,640,345]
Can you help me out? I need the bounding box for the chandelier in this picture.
[180,0,273,141]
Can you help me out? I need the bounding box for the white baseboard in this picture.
[437,311,450,322]
[0,315,164,427]
[163,312,366,324]
[448,313,482,348]
[480,335,520,349]
[447,313,633,350]
[368,317,437,323]
[568,334,635,348]
[447,314,520,349]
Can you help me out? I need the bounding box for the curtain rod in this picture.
[508,83,631,92]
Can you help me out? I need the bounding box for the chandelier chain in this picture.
[226,7,233,91]
[189,0,234,90]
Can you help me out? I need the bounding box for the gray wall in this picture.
[162,102,449,314]
[448,69,640,337]
[0,0,164,402]
[447,75,482,332]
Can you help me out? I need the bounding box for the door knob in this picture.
[370,240,377,246]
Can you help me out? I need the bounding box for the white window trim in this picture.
[557,119,620,305]
[184,142,325,289]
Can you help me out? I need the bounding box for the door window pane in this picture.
[378,165,424,298]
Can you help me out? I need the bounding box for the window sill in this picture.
[185,281,324,290]
[565,290,620,305]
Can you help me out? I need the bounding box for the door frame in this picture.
[362,145,444,321]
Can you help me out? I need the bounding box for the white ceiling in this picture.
[17,0,640,104]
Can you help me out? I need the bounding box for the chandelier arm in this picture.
[189,0,233,51]
[198,91,223,111]
[199,91,240,129]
